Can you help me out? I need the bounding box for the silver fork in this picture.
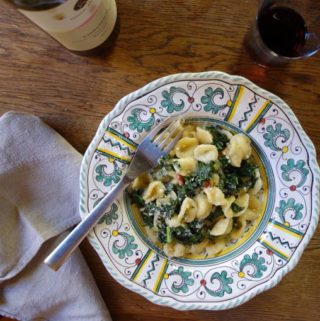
[44,118,183,271]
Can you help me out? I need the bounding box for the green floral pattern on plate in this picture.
[281,159,309,188]
[95,163,122,187]
[169,266,195,293]
[98,203,119,225]
[79,71,319,310]
[161,86,189,113]
[276,198,304,222]
[263,123,290,151]
[127,108,155,133]
[239,253,267,278]
[204,271,233,297]
[112,232,138,259]
[201,87,228,114]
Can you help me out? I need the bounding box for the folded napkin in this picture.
[0,112,112,321]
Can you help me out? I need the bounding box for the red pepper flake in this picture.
[176,174,185,186]
[203,180,211,188]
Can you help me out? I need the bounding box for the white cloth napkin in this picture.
[0,112,112,321]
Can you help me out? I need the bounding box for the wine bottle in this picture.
[11,0,118,54]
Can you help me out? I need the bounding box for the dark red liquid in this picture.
[258,6,308,57]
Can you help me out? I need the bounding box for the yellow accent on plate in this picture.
[106,131,137,150]
[153,259,168,292]
[238,271,245,278]
[245,99,270,131]
[269,222,302,239]
[97,147,131,162]
[132,250,154,282]
[259,238,290,260]
[227,86,244,122]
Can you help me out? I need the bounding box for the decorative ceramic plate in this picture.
[80,71,320,310]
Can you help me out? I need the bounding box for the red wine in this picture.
[257,6,308,57]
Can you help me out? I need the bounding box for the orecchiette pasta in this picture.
[143,181,165,203]
[163,242,186,257]
[174,157,198,176]
[232,193,250,217]
[206,240,225,256]
[242,209,260,221]
[210,217,233,236]
[224,133,252,167]
[230,215,247,240]
[204,186,227,206]
[189,239,209,255]
[194,144,218,163]
[222,196,236,218]
[128,122,264,259]
[178,197,197,222]
[249,168,262,195]
[182,125,196,138]
[166,215,184,228]
[132,172,152,190]
[249,195,261,212]
[194,193,212,219]
[174,137,199,158]
[196,127,213,144]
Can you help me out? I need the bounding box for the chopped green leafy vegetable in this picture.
[176,161,215,201]
[171,224,208,245]
[207,126,230,151]
[206,206,224,221]
[231,203,244,213]
[129,189,145,207]
[218,156,257,196]
[128,124,262,255]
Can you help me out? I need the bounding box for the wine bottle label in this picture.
[19,0,117,51]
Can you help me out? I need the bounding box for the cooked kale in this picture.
[128,125,261,250]
[206,206,224,221]
[160,200,179,219]
[206,126,230,151]
[176,161,215,201]
[129,189,145,207]
[171,224,209,245]
[140,202,157,227]
[140,198,179,227]
[231,203,244,213]
[157,222,167,243]
[158,155,174,171]
[218,156,257,196]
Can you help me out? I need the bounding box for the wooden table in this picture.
[1,1,319,320]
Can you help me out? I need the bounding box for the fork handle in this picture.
[44,177,130,271]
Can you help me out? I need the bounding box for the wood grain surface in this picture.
[0,1,319,321]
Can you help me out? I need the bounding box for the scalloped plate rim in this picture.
[79,71,320,310]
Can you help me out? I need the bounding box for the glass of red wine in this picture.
[246,0,320,65]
